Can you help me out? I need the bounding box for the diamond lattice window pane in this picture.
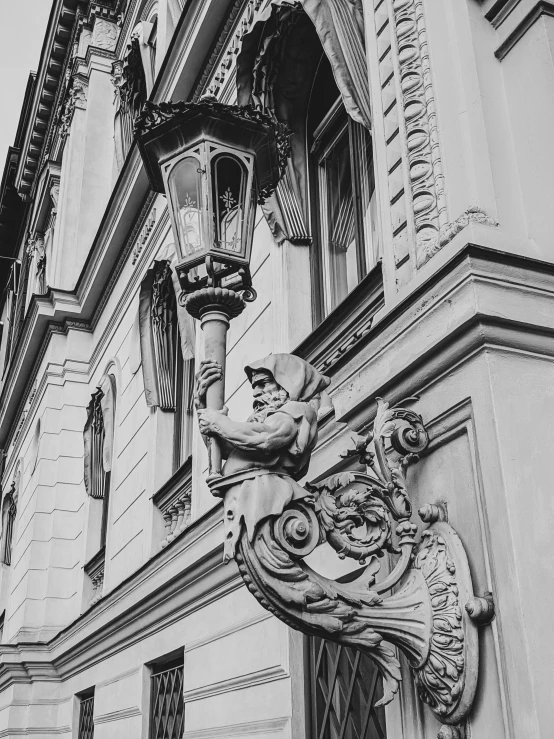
[310,637,387,739]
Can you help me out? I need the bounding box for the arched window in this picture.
[236,0,378,324]
[147,14,158,82]
[308,54,378,320]
[0,488,17,566]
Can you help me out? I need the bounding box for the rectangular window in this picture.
[309,636,387,739]
[312,102,378,321]
[78,691,95,739]
[150,655,184,739]
[173,353,195,472]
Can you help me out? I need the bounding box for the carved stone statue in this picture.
[196,354,330,561]
[195,354,491,736]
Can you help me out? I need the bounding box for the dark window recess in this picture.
[148,17,158,80]
[173,351,194,472]
[150,657,185,739]
[0,489,17,565]
[310,636,387,739]
[78,693,95,739]
[308,54,378,324]
[2,260,21,378]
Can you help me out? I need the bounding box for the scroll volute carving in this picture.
[198,354,486,735]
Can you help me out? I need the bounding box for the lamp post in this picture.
[136,98,290,479]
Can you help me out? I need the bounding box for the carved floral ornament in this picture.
[194,355,494,736]
[58,78,88,140]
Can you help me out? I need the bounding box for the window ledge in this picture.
[152,457,193,549]
[84,546,105,607]
[294,261,384,375]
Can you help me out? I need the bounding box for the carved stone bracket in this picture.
[84,546,106,607]
[58,78,88,141]
[153,459,193,550]
[217,398,485,733]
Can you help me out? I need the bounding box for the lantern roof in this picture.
[135,98,291,204]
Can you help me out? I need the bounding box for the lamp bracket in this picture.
[210,397,486,735]
[176,257,253,297]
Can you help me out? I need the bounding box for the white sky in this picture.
[0,1,52,161]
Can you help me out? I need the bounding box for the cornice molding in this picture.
[184,611,271,653]
[153,0,235,104]
[90,189,156,330]
[495,0,554,59]
[0,504,239,687]
[95,706,142,723]
[327,244,554,426]
[0,306,90,454]
[15,0,84,199]
[0,0,234,449]
[115,0,142,57]
[182,717,289,738]
[191,0,250,101]
[0,151,148,446]
[483,0,520,27]
[295,263,384,375]
[182,664,289,703]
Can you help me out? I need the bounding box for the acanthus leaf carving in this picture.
[57,78,88,141]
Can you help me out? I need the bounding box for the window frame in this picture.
[77,689,95,739]
[0,490,16,566]
[149,651,185,739]
[309,99,378,324]
[172,345,194,473]
[308,635,387,739]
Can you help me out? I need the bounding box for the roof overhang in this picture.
[15,0,83,200]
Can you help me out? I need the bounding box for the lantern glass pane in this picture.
[170,156,205,258]
[212,154,247,254]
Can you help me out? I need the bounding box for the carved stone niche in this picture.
[214,397,491,734]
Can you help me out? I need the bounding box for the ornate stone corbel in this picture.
[196,356,488,735]
[58,78,88,140]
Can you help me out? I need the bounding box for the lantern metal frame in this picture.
[160,139,256,293]
[135,98,290,295]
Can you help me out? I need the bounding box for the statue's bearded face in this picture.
[249,371,288,421]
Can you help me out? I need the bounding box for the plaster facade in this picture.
[0,0,552,737]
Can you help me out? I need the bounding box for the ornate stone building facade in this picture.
[0,0,552,737]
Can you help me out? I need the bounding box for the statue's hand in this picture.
[195,360,223,410]
[197,407,228,436]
